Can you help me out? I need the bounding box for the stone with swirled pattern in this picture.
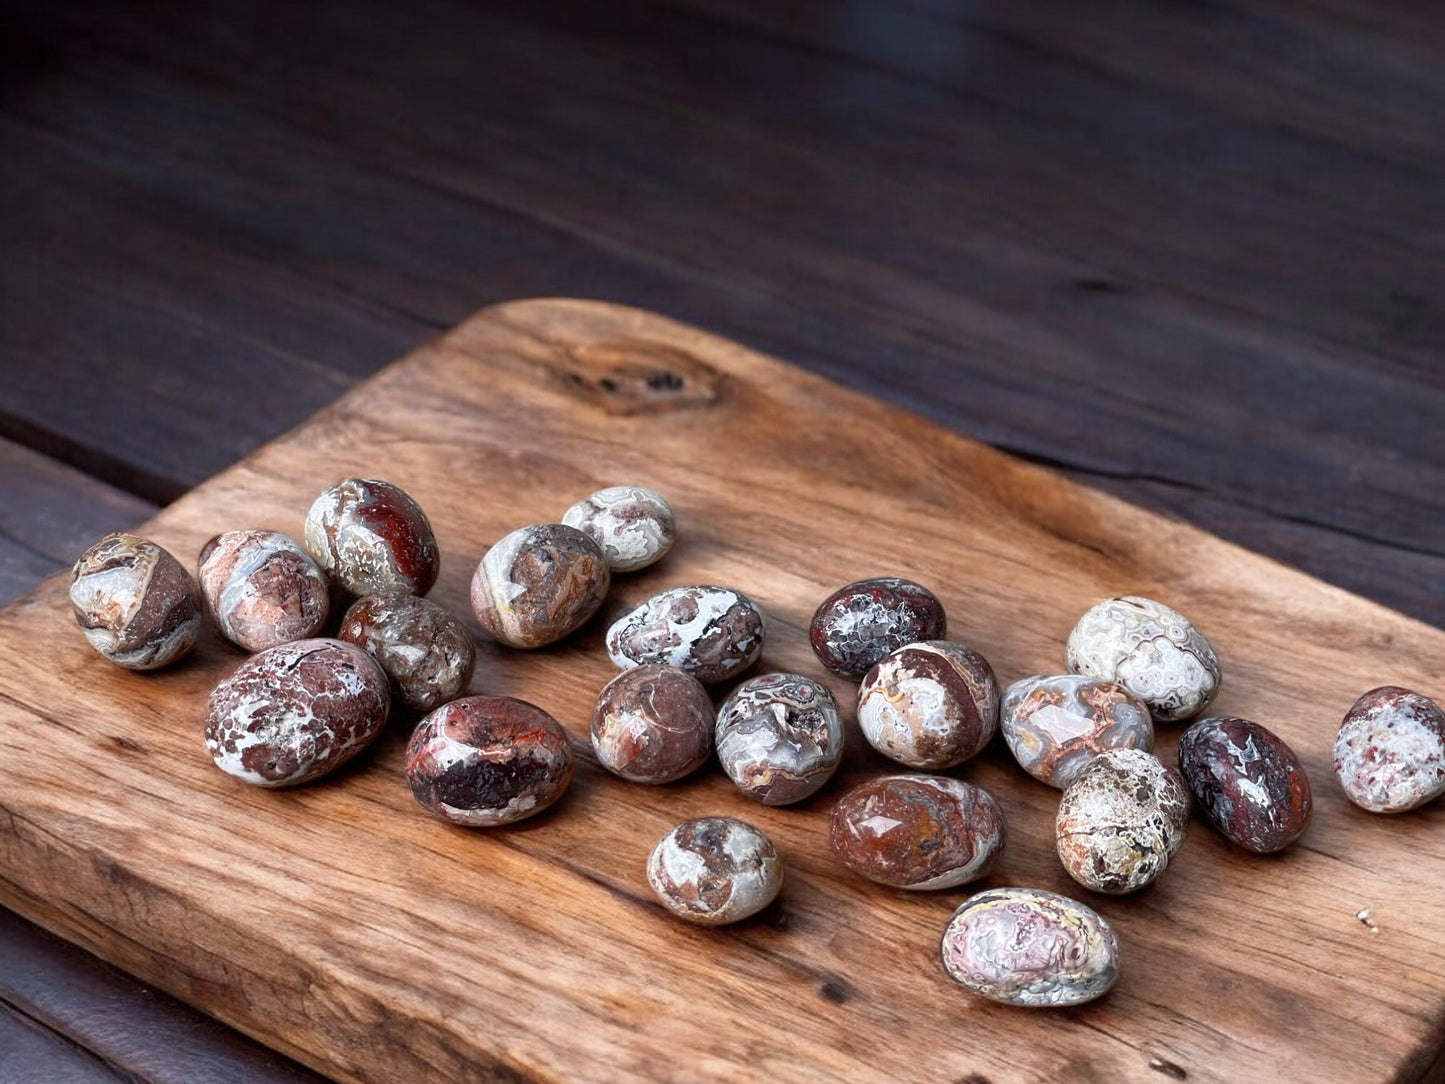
[1065,596,1220,722]
[405,696,573,826]
[303,477,440,597]
[716,673,842,805]
[591,663,713,784]
[647,817,782,925]
[940,887,1120,1007]
[70,533,202,670]
[1000,674,1153,789]
[856,641,999,769]
[470,524,610,649]
[562,485,675,572]
[830,775,1005,890]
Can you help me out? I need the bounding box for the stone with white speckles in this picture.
[198,530,329,653]
[1065,596,1220,723]
[940,887,1120,1007]
[204,638,390,787]
[69,533,202,670]
[1177,716,1312,853]
[562,485,675,572]
[716,673,842,805]
[1055,748,1190,894]
[405,696,573,826]
[809,577,946,679]
[470,524,610,649]
[606,585,764,684]
[647,817,782,924]
[830,775,1005,890]
[1334,686,1445,813]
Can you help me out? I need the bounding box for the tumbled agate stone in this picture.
[647,816,782,925]
[1334,686,1445,814]
[940,887,1120,1008]
[716,673,842,805]
[1000,674,1153,789]
[1056,749,1190,894]
[1066,596,1219,723]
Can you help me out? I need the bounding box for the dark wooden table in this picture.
[2,0,1442,1079]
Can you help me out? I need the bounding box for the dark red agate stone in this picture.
[808,577,946,678]
[1177,716,1312,854]
[405,696,573,827]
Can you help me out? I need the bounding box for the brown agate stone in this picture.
[591,664,714,784]
[405,696,574,826]
[1178,716,1312,853]
[69,532,202,670]
[830,774,1005,890]
[339,593,476,712]
[304,477,440,597]
[204,638,391,787]
[470,524,610,649]
[856,641,999,769]
[715,673,843,805]
[198,529,329,653]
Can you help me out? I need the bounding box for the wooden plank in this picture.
[0,441,328,1082]
[0,299,1443,1083]
[0,1005,130,1084]
[0,909,325,1084]
[1,0,1442,615]
[0,438,154,605]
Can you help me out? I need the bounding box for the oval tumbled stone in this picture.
[940,887,1119,1007]
[1177,716,1312,853]
[606,585,764,684]
[1055,749,1190,894]
[830,775,1005,890]
[1334,686,1445,814]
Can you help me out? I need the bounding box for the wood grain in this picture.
[1,299,1443,1083]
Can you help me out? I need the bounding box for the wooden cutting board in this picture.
[1,300,1442,1084]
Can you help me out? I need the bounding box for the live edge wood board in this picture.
[1,299,1442,1084]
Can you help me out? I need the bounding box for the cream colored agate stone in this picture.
[562,485,675,572]
[940,887,1120,1007]
[647,817,782,924]
[1065,595,1220,722]
[1055,748,1190,894]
